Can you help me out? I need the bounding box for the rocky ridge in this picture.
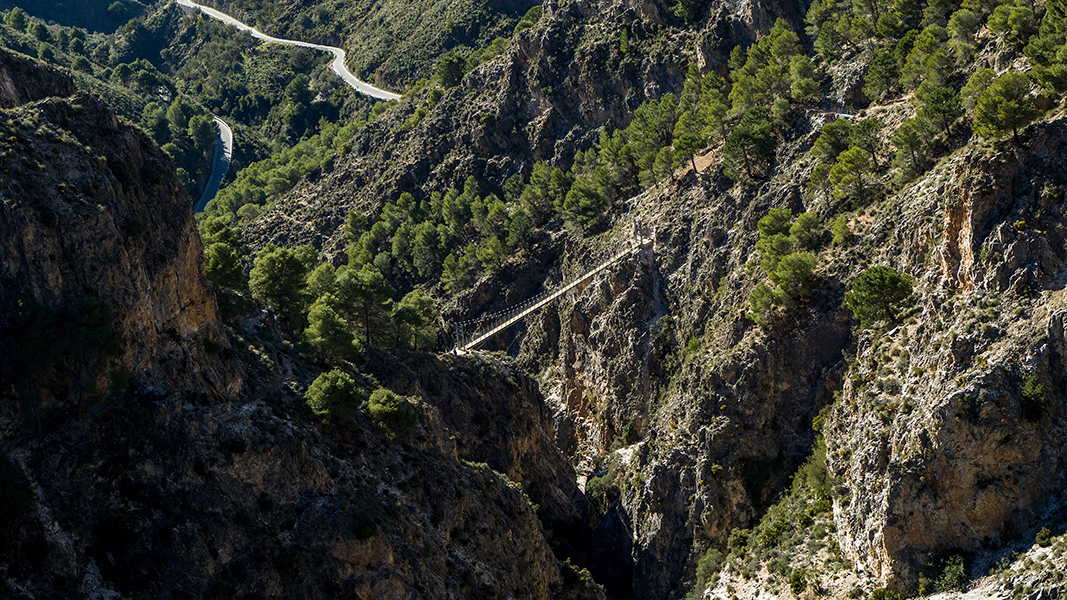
[3,337,605,599]
[519,107,1067,598]
[0,47,240,410]
[0,48,604,600]
[237,0,1067,596]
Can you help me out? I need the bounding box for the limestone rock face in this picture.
[359,348,595,559]
[824,121,1067,593]
[516,174,853,600]
[0,51,77,109]
[0,49,239,405]
[1,345,606,599]
[499,111,1067,597]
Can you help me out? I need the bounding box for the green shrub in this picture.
[973,72,1039,145]
[790,211,821,250]
[757,233,794,273]
[585,473,619,509]
[367,388,417,432]
[832,216,851,246]
[758,207,794,238]
[768,557,790,575]
[1021,374,1046,422]
[1037,526,1052,547]
[749,281,786,325]
[750,209,823,328]
[870,588,904,600]
[305,369,362,424]
[845,266,913,327]
[934,554,967,593]
[302,294,358,363]
[585,474,611,498]
[694,548,724,587]
[789,568,807,594]
[204,242,245,290]
[435,55,466,87]
[727,528,751,554]
[770,251,817,300]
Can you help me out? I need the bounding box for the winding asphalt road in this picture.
[175,0,401,101]
[176,0,401,212]
[194,116,233,213]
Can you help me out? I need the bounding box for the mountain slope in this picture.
[0,48,239,412]
[0,48,604,600]
[231,0,1067,596]
[206,0,542,89]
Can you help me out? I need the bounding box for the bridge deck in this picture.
[457,238,652,352]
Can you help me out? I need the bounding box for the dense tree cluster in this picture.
[197,0,1066,346]
[806,0,1045,156]
[748,209,823,325]
[2,5,370,202]
[204,118,367,224]
[219,0,542,89]
[201,217,440,358]
[140,95,218,197]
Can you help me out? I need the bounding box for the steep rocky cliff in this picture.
[0,50,77,108]
[0,48,604,599]
[0,48,240,419]
[512,128,853,598]
[229,0,1067,596]
[360,348,595,560]
[11,0,1067,595]
[824,119,1067,593]
[2,343,605,599]
[517,106,1067,598]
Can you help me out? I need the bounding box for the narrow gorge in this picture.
[3,0,1067,598]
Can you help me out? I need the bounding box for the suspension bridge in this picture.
[453,229,654,353]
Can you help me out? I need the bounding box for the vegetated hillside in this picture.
[0,2,376,202]
[202,0,543,89]
[0,49,605,600]
[2,345,607,599]
[235,0,805,260]
[0,0,155,32]
[214,0,1067,596]
[148,4,373,150]
[0,47,239,418]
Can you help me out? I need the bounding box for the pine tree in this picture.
[337,264,394,345]
[303,294,356,362]
[845,265,913,327]
[723,107,775,181]
[891,117,929,177]
[973,72,1039,145]
[849,118,884,167]
[393,290,439,349]
[436,55,466,87]
[204,243,244,290]
[249,244,310,325]
[812,119,852,162]
[917,86,962,136]
[5,7,26,31]
[830,146,874,201]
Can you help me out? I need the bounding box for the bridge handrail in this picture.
[456,236,651,351]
